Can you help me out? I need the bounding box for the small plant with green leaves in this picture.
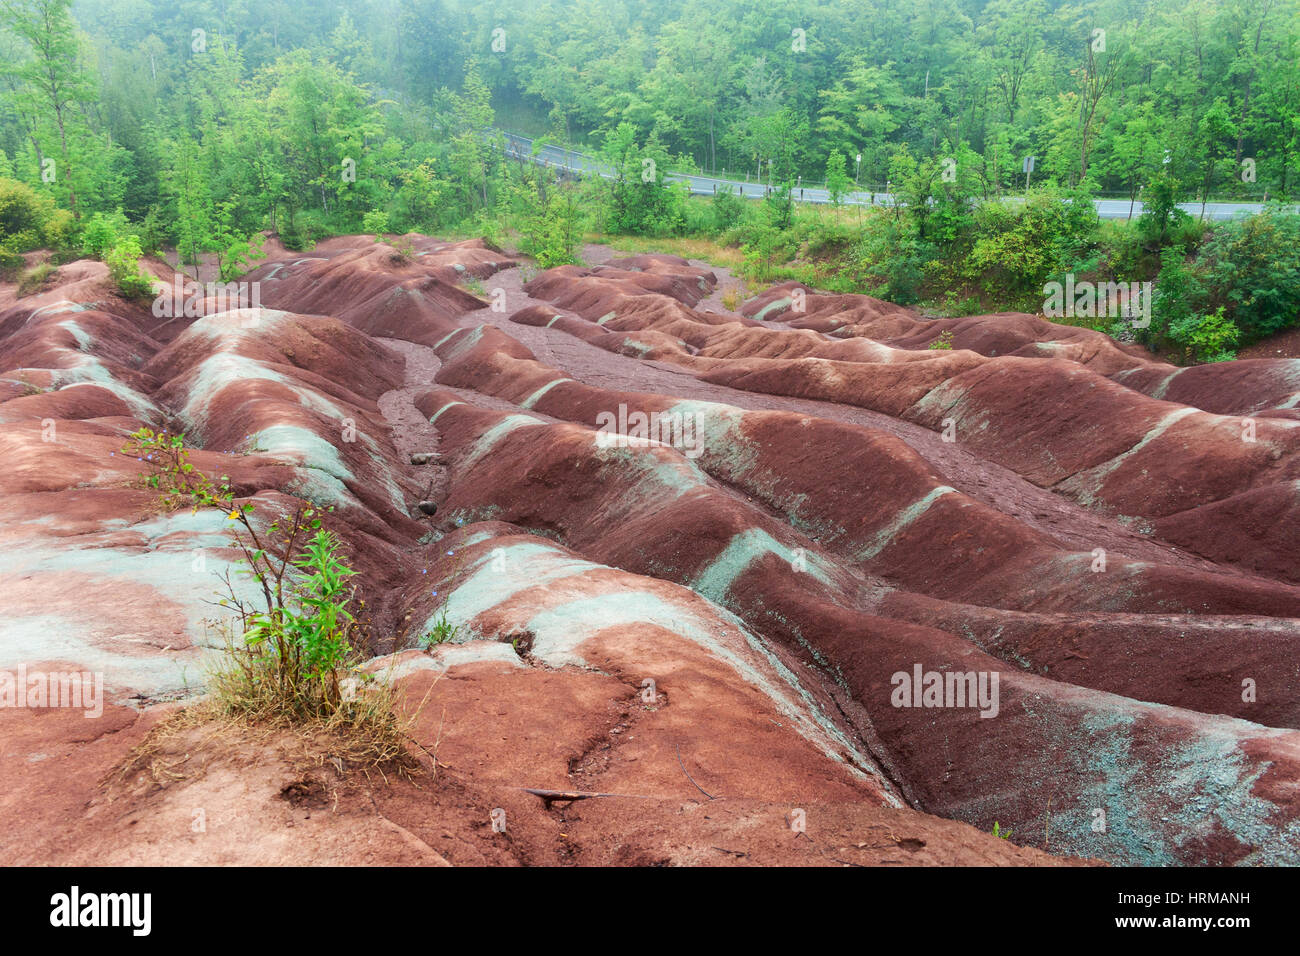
[218,233,267,282]
[122,427,227,511]
[125,428,409,758]
[105,235,155,298]
[420,609,460,649]
[1168,306,1240,364]
[388,236,416,262]
[928,329,955,350]
[992,821,1013,840]
[228,519,360,714]
[407,542,476,653]
[462,276,486,296]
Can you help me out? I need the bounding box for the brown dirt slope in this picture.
[4,237,1296,866]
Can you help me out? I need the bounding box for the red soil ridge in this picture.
[2,237,1296,866]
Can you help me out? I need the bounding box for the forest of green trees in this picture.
[1,0,1299,363]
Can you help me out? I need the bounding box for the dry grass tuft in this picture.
[17,261,55,297]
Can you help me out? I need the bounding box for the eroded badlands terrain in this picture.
[2,234,1298,866]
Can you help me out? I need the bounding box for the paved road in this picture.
[497,131,1290,222]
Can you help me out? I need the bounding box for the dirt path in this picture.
[374,332,566,520]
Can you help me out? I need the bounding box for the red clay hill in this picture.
[1,234,1297,866]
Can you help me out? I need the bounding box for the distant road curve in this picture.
[495,130,1292,222]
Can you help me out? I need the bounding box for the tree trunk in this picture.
[53,102,78,219]
[709,112,716,174]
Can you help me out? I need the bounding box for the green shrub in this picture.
[1168,306,1239,363]
[391,161,447,233]
[1135,171,1190,245]
[137,205,171,256]
[739,220,800,281]
[240,526,358,707]
[1145,207,1300,348]
[388,235,415,260]
[1147,252,1201,347]
[41,208,77,251]
[844,213,932,304]
[362,209,390,237]
[105,234,155,298]
[466,207,507,247]
[1195,207,1300,342]
[0,178,53,251]
[1096,220,1153,282]
[601,124,687,236]
[80,211,126,258]
[218,233,267,282]
[0,244,23,279]
[709,186,745,234]
[825,149,852,206]
[122,428,385,727]
[513,174,583,269]
[801,216,855,260]
[1166,215,1210,254]
[280,209,332,251]
[964,188,1101,303]
[763,183,795,230]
